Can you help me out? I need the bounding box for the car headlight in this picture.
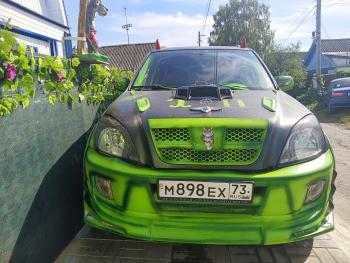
[94,115,138,161]
[280,115,327,165]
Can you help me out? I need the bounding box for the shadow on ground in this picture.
[57,226,315,263]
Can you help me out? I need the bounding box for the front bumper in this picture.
[84,149,335,245]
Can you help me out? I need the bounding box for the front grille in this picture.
[149,119,268,166]
[225,128,264,142]
[153,128,190,142]
[159,148,257,164]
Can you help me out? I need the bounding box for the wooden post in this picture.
[77,0,88,54]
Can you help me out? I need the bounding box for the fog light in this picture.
[95,177,114,199]
[305,180,325,203]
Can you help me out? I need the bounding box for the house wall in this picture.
[16,34,51,55]
[305,52,334,74]
[11,0,45,15]
[0,0,69,57]
[328,56,350,68]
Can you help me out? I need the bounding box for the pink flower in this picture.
[6,64,17,81]
[56,70,64,82]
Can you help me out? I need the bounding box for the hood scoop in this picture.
[174,85,232,101]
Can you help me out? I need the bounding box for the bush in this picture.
[0,24,132,116]
[336,69,350,78]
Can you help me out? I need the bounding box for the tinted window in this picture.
[331,78,350,89]
[133,49,274,90]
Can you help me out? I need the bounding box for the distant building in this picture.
[0,0,72,57]
[99,42,156,71]
[304,38,350,75]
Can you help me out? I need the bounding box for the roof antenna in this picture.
[122,7,132,44]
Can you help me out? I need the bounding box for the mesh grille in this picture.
[150,125,266,165]
[153,128,190,142]
[159,148,257,164]
[225,128,264,142]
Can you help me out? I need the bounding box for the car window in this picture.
[217,51,275,89]
[133,49,275,90]
[331,79,350,89]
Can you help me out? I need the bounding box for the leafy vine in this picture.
[0,21,132,116]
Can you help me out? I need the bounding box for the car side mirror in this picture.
[276,76,295,92]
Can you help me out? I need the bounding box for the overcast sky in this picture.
[64,0,350,52]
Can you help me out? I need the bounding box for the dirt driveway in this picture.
[56,123,350,263]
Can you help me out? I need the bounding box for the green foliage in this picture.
[0,24,133,117]
[209,0,275,58]
[336,69,350,78]
[264,42,307,89]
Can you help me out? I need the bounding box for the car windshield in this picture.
[331,78,350,89]
[132,49,275,90]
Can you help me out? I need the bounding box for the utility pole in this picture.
[122,7,132,44]
[77,0,88,54]
[315,0,322,88]
[198,31,206,47]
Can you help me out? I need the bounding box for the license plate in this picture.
[158,180,254,203]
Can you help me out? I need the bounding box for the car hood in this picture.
[105,89,311,170]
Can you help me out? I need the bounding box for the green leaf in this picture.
[68,94,78,102]
[0,67,4,79]
[17,43,27,56]
[0,104,11,116]
[71,57,80,68]
[44,81,56,92]
[22,73,34,87]
[10,80,19,91]
[59,93,68,103]
[2,81,11,91]
[25,87,35,98]
[48,94,57,105]
[1,98,18,111]
[15,95,30,109]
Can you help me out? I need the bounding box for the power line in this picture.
[201,0,212,35]
[322,21,330,38]
[280,5,316,46]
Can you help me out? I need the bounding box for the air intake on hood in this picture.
[175,85,232,100]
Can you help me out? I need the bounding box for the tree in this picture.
[209,0,275,58]
[264,42,307,88]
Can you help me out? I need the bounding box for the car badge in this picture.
[191,99,222,113]
[201,128,215,150]
[200,99,213,106]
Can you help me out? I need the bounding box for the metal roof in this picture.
[99,43,155,71]
[321,39,350,53]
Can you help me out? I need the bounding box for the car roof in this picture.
[330,77,350,83]
[151,46,252,53]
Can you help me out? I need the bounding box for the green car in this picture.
[83,47,336,245]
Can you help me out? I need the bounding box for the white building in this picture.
[0,0,72,57]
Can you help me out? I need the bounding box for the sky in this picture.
[64,0,350,52]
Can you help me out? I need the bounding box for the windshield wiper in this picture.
[132,84,175,90]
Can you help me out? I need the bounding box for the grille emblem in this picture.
[201,128,215,150]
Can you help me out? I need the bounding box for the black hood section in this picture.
[105,90,311,171]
